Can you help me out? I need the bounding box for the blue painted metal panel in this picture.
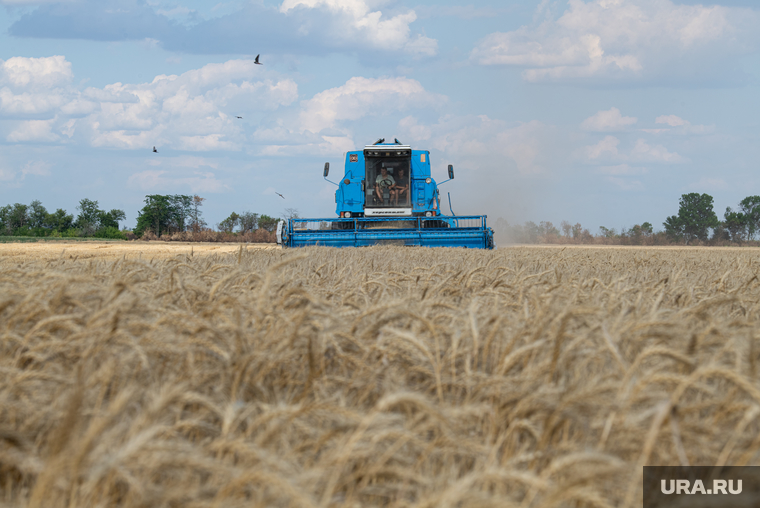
[410,150,430,177]
[336,151,365,215]
[282,216,495,249]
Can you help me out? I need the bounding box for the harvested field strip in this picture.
[1,245,760,507]
[0,242,277,262]
[0,237,127,244]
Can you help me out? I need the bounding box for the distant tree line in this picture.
[216,207,299,234]
[133,195,291,241]
[495,219,660,246]
[5,191,760,246]
[496,193,760,247]
[0,199,126,239]
[0,194,290,242]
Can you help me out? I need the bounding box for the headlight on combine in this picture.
[425,177,432,184]
[425,211,433,217]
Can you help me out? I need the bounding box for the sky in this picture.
[1,0,759,233]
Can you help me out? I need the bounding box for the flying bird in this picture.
[275,192,285,199]
[153,146,158,153]
[236,116,243,119]
[254,54,263,65]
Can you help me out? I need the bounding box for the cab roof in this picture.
[362,144,412,151]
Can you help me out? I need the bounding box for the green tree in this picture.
[628,225,644,245]
[641,222,653,235]
[523,221,540,243]
[258,214,279,232]
[738,196,760,240]
[134,195,193,237]
[664,193,719,244]
[218,212,240,233]
[72,199,125,236]
[29,200,48,230]
[538,221,559,237]
[0,205,12,235]
[239,211,259,233]
[99,209,126,230]
[75,198,102,235]
[46,209,74,232]
[135,195,172,237]
[167,195,193,232]
[189,195,207,232]
[8,203,30,234]
[723,207,747,243]
[663,215,683,241]
[571,223,583,240]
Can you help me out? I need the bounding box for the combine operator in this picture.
[374,166,395,205]
[391,168,409,206]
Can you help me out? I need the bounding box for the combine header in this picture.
[277,139,494,249]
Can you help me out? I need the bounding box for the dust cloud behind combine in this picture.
[2,244,760,507]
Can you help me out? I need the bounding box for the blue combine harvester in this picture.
[276,138,494,249]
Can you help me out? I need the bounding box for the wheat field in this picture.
[0,242,277,263]
[2,244,760,507]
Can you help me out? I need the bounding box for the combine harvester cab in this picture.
[277,139,494,249]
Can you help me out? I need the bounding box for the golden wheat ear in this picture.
[1,244,758,508]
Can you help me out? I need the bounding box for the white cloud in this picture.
[127,169,229,193]
[496,121,550,175]
[597,164,647,175]
[470,0,759,84]
[583,136,685,163]
[398,116,432,141]
[0,56,74,118]
[246,76,447,156]
[256,135,356,157]
[247,76,445,156]
[584,135,620,160]
[298,77,444,133]
[176,135,238,152]
[170,155,220,170]
[606,176,644,191]
[580,107,637,132]
[0,56,72,89]
[21,160,52,177]
[0,56,299,152]
[656,114,688,127]
[279,0,437,56]
[0,159,52,186]
[400,114,559,176]
[0,88,68,116]
[414,5,506,19]
[687,177,728,191]
[630,138,685,163]
[0,167,15,181]
[0,0,68,3]
[393,113,570,220]
[86,63,300,151]
[7,119,59,142]
[642,114,714,135]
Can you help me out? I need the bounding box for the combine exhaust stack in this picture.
[278,139,495,249]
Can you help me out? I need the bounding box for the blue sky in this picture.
[1,0,759,233]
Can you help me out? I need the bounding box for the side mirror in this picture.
[324,162,330,177]
[448,164,454,179]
